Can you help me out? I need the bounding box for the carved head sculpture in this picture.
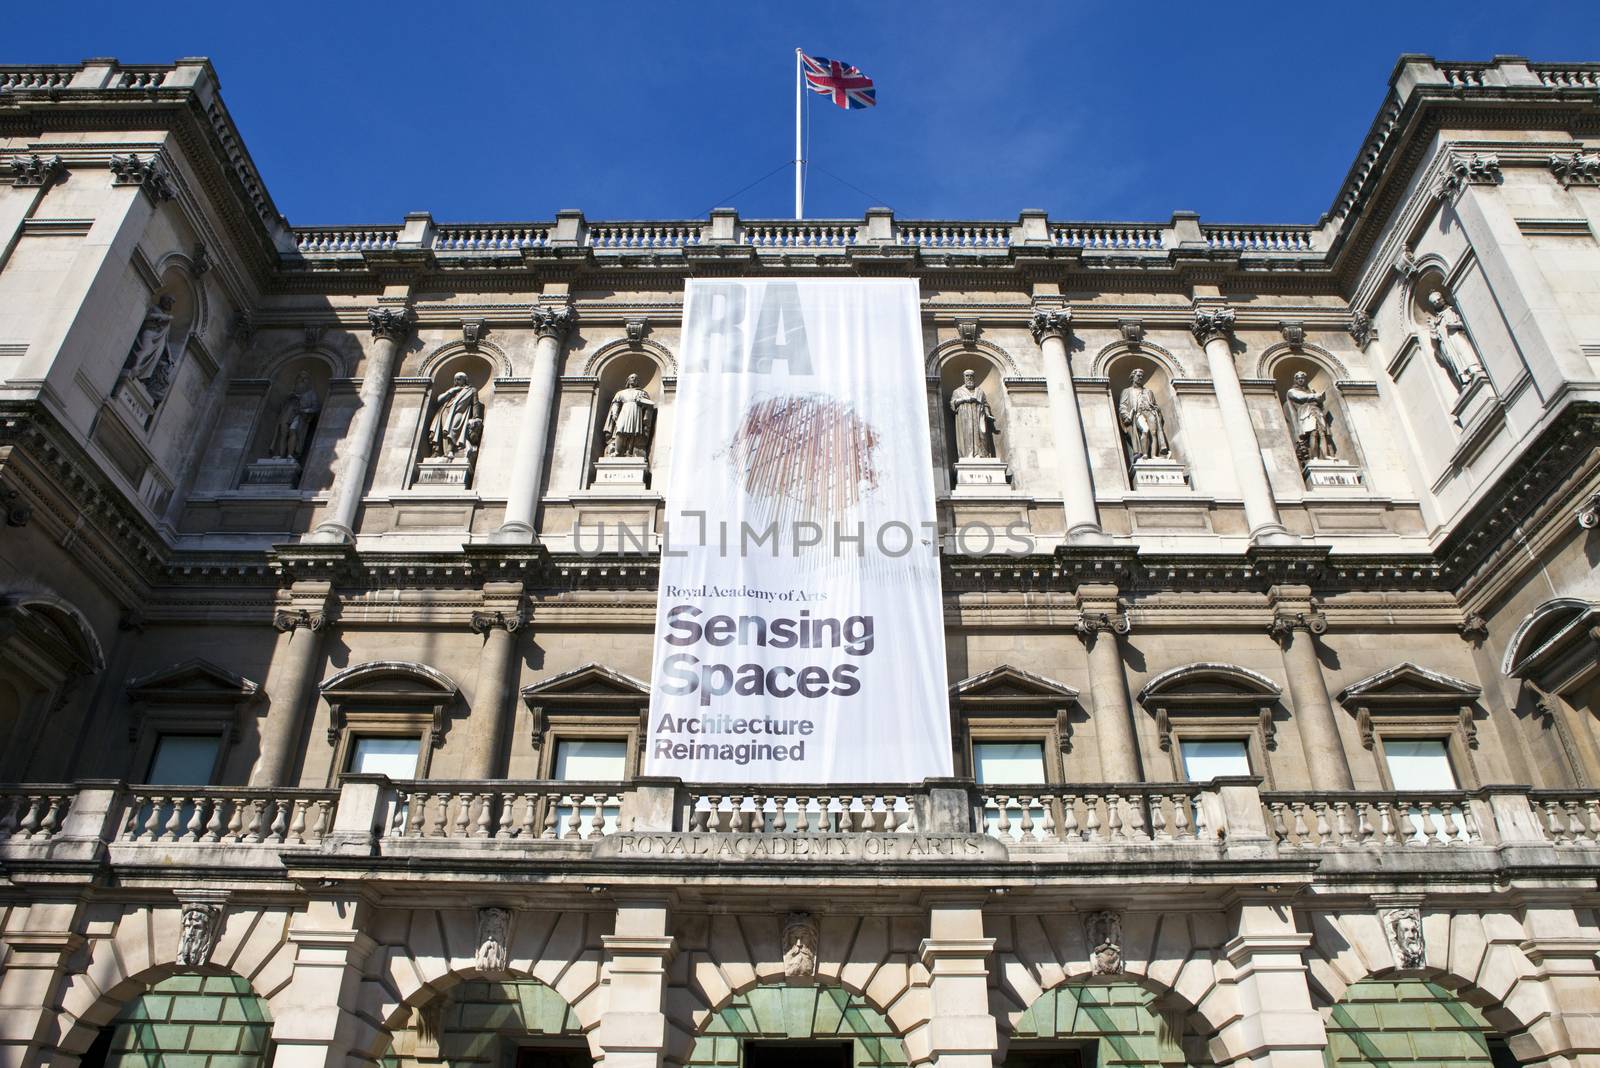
[1427,290,1448,313]
[625,373,641,389]
[782,911,818,978]
[157,293,176,312]
[453,371,470,388]
[475,907,511,975]
[1292,371,1310,389]
[293,371,312,393]
[177,904,219,967]
[1128,368,1146,388]
[961,369,976,387]
[1085,910,1122,975]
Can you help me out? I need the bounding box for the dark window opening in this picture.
[744,1039,853,1068]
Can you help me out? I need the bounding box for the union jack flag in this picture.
[801,53,877,110]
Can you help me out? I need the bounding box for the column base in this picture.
[304,522,353,544]
[1248,524,1300,546]
[1064,522,1110,545]
[488,522,540,545]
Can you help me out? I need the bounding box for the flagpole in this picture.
[794,48,804,220]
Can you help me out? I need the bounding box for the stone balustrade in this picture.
[686,787,919,833]
[0,784,76,840]
[118,786,337,845]
[1262,790,1485,849]
[383,780,621,841]
[980,783,1208,844]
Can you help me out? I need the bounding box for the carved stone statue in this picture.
[1117,369,1170,461]
[269,372,322,462]
[177,903,220,967]
[1426,291,1483,389]
[1285,371,1337,463]
[428,372,485,459]
[123,294,178,398]
[949,369,998,460]
[1085,910,1122,975]
[1383,907,1425,969]
[782,911,818,978]
[475,907,511,975]
[603,374,656,458]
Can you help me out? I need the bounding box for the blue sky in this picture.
[8,2,1600,226]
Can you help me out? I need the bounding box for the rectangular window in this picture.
[145,734,221,785]
[1180,739,1251,782]
[553,739,626,837]
[1383,738,1458,789]
[973,741,1047,840]
[347,736,421,779]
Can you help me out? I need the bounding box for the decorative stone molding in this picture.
[955,318,980,345]
[1085,910,1122,975]
[176,901,223,967]
[625,317,650,344]
[272,608,329,633]
[229,311,255,345]
[1268,609,1327,646]
[1189,306,1235,345]
[1074,610,1131,640]
[367,306,415,343]
[1279,321,1306,349]
[475,907,512,976]
[1392,250,1422,279]
[1028,307,1073,343]
[1347,309,1376,348]
[532,303,576,341]
[191,241,212,276]
[6,154,64,188]
[1577,491,1600,530]
[1549,151,1600,187]
[782,911,818,978]
[0,484,30,527]
[1458,614,1490,643]
[109,154,176,202]
[461,319,485,349]
[1119,320,1145,346]
[1382,906,1426,969]
[469,608,526,634]
[1434,152,1501,202]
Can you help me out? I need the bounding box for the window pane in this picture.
[972,742,1047,784]
[1385,739,1457,790]
[348,736,421,778]
[554,739,627,780]
[146,735,220,785]
[1181,740,1251,782]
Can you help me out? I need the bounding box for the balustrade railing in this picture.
[1262,791,1482,849]
[1533,65,1600,88]
[899,222,1011,249]
[385,781,622,841]
[1203,226,1317,252]
[685,788,917,833]
[1051,223,1166,250]
[978,784,1205,844]
[744,221,858,249]
[293,227,401,254]
[118,787,336,846]
[0,785,75,840]
[586,223,700,250]
[434,224,550,251]
[0,69,74,91]
[1530,792,1600,845]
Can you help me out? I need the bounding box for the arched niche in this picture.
[1104,349,1184,473]
[588,349,665,487]
[240,353,334,489]
[936,350,1010,468]
[413,351,494,489]
[1409,263,1486,391]
[1265,348,1364,483]
[116,264,201,425]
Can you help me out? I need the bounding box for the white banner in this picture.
[646,278,951,784]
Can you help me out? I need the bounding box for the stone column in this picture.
[310,307,413,543]
[494,303,574,543]
[268,897,383,1068]
[1213,895,1326,1067]
[1076,585,1142,783]
[1268,587,1353,791]
[596,897,680,1068]
[1190,306,1294,545]
[250,582,333,788]
[1029,307,1105,543]
[910,899,998,1068]
[459,582,526,780]
[0,902,82,1068]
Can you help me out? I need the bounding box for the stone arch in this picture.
[421,338,512,380]
[2,590,107,673]
[1009,980,1214,1066]
[245,349,341,484]
[688,982,908,1068]
[1304,909,1557,1061]
[0,591,105,780]
[260,342,350,382]
[988,911,1236,1065]
[925,336,1020,378]
[1502,597,1599,678]
[1255,340,1354,382]
[48,903,295,1060]
[1091,339,1187,380]
[321,660,459,695]
[353,907,607,1064]
[1099,344,1189,474]
[1323,976,1505,1067]
[150,251,210,339]
[1260,344,1364,473]
[581,335,677,378]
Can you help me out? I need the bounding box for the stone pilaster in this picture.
[495,302,574,542]
[0,903,83,1068]
[1268,586,1353,791]
[908,900,997,1068]
[250,582,333,787]
[309,306,414,543]
[269,897,382,1068]
[1190,305,1294,545]
[596,897,680,1068]
[1076,585,1141,782]
[1214,895,1326,1067]
[1516,901,1600,1064]
[459,582,526,780]
[1029,306,1104,543]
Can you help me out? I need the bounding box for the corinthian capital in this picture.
[532,303,576,341]
[1029,307,1073,343]
[1190,306,1236,345]
[6,154,65,188]
[110,153,176,203]
[367,306,415,342]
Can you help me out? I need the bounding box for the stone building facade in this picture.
[1,53,1599,1068]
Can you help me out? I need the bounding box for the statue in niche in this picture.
[269,371,322,463]
[1117,368,1171,461]
[122,294,178,401]
[1426,291,1484,389]
[427,372,485,460]
[949,369,998,460]
[1285,371,1337,463]
[603,373,656,458]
